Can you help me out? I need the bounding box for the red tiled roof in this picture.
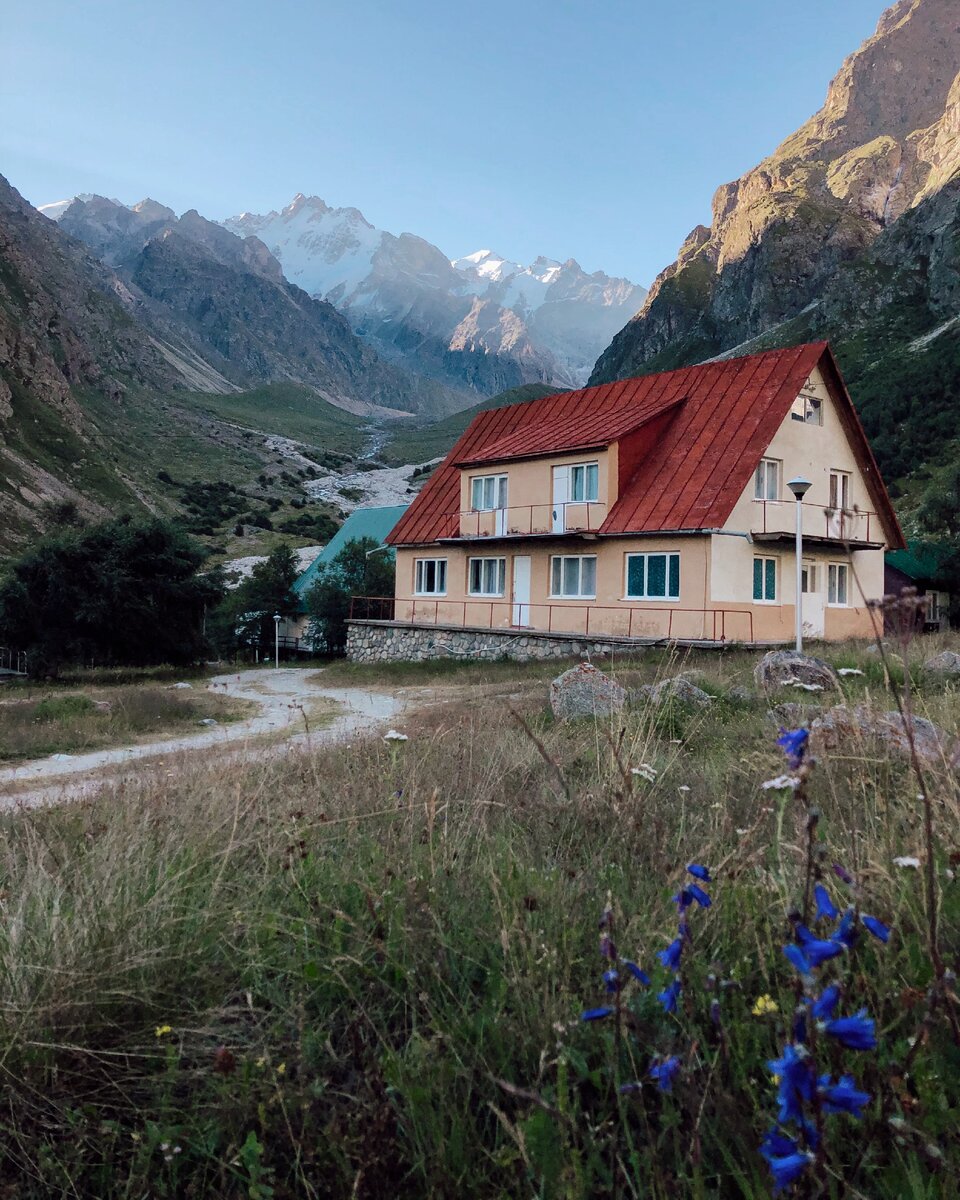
[386,342,905,549]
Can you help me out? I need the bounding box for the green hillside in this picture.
[381,383,563,465]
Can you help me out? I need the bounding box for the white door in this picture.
[512,556,531,626]
[828,472,850,538]
[552,466,568,533]
[801,559,825,637]
[495,475,508,536]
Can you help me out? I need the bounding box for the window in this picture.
[625,552,680,600]
[471,474,507,511]
[569,462,599,503]
[801,560,818,594]
[754,458,780,501]
[550,555,597,598]
[753,556,777,602]
[415,558,447,595]
[927,592,941,624]
[468,557,506,596]
[791,393,823,425]
[828,471,850,510]
[828,563,849,606]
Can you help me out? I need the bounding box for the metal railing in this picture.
[350,596,755,643]
[0,647,27,675]
[454,501,607,539]
[752,501,878,543]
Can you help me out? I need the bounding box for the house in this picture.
[885,542,954,631]
[283,504,409,645]
[376,343,904,646]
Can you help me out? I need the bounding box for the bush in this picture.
[32,694,96,722]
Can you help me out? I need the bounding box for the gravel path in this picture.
[0,668,405,809]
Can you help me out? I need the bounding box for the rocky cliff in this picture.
[591,0,960,486]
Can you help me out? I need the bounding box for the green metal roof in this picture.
[292,504,408,605]
[884,540,953,585]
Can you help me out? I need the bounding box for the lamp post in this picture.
[787,477,812,652]
[273,613,281,669]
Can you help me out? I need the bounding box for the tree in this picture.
[916,460,960,621]
[209,543,301,655]
[0,516,223,676]
[305,537,395,655]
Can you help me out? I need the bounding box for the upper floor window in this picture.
[791,393,823,425]
[568,462,599,503]
[415,558,447,596]
[471,474,507,512]
[468,557,506,597]
[625,552,680,600]
[828,470,850,510]
[550,555,597,599]
[754,457,780,501]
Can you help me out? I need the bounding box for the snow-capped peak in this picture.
[38,194,96,221]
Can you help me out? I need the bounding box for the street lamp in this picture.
[787,477,812,652]
[273,612,281,669]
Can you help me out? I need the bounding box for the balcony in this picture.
[450,501,608,541]
[750,501,883,548]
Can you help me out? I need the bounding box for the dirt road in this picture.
[0,668,405,809]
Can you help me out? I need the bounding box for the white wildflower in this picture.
[630,763,657,782]
[892,856,920,869]
[678,785,691,793]
[790,681,823,692]
[838,668,864,676]
[761,774,800,791]
[383,729,408,743]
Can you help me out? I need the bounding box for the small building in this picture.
[361,342,903,652]
[283,504,409,646]
[884,542,954,631]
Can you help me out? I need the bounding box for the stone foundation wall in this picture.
[346,620,653,664]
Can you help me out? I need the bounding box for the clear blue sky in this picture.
[3,0,890,285]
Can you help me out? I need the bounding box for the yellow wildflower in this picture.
[276,1062,286,1076]
[751,994,779,1017]
[155,1024,173,1038]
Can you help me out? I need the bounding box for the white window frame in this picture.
[624,552,680,601]
[801,559,818,594]
[754,457,780,501]
[828,470,851,511]
[414,558,447,596]
[549,555,597,599]
[791,393,823,425]
[827,562,849,607]
[470,473,508,512]
[753,556,778,604]
[468,557,506,597]
[568,462,600,503]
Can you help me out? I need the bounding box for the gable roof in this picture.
[293,504,408,607]
[387,343,904,549]
[885,540,953,584]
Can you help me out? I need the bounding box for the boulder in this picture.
[727,685,756,703]
[811,704,955,766]
[639,675,713,707]
[550,662,626,721]
[754,650,839,692]
[923,650,960,675]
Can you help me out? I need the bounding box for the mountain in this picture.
[591,0,960,489]
[46,194,447,415]
[222,194,646,395]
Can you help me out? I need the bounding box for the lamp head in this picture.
[273,612,281,623]
[787,476,812,500]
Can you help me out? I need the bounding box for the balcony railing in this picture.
[453,501,607,539]
[350,596,755,644]
[751,501,880,544]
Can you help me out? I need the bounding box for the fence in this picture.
[751,501,879,543]
[350,597,755,643]
[455,501,607,538]
[0,647,27,675]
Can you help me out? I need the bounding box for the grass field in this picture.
[0,634,957,1196]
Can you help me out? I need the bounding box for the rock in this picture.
[811,704,955,766]
[727,685,756,702]
[923,651,960,675]
[168,681,193,690]
[645,676,713,706]
[198,718,218,726]
[754,650,839,692]
[93,700,112,712]
[765,702,821,728]
[864,642,890,655]
[550,662,626,721]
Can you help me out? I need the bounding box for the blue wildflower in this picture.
[767,1044,814,1123]
[862,915,890,943]
[783,943,812,975]
[599,934,617,960]
[818,1074,870,1117]
[657,938,683,971]
[621,959,650,985]
[673,888,694,911]
[824,1009,876,1051]
[792,1008,808,1045]
[810,984,841,1021]
[649,1055,681,1092]
[686,863,711,882]
[767,1149,814,1191]
[687,883,712,908]
[760,1128,798,1161]
[833,863,855,885]
[777,727,809,769]
[580,1006,615,1021]
[834,908,859,949]
[657,978,681,1013]
[814,884,838,922]
[602,969,620,993]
